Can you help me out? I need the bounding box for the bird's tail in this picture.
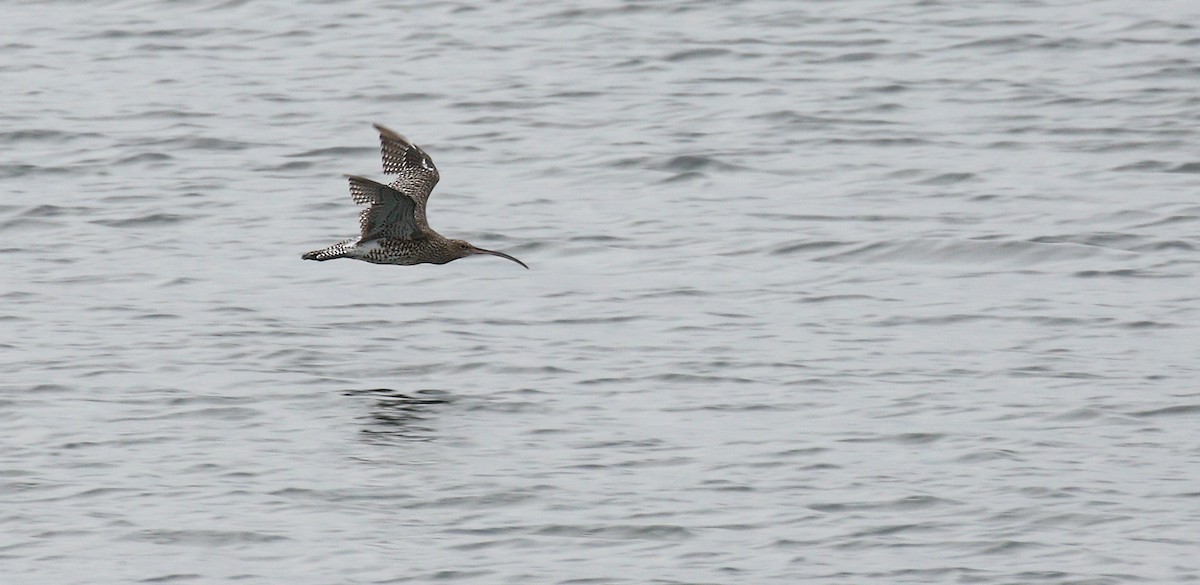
[302,242,349,261]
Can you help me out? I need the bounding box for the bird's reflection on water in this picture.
[343,388,452,444]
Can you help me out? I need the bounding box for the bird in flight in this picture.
[302,124,528,269]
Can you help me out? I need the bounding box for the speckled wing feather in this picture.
[374,123,440,210]
[347,175,419,241]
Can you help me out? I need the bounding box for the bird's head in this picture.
[449,239,528,269]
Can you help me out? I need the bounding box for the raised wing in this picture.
[374,123,440,206]
[347,175,422,241]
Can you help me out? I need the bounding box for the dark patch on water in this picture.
[92,214,192,227]
[346,388,452,443]
[1166,162,1200,173]
[1131,404,1200,418]
[664,48,732,61]
[288,146,373,158]
[917,172,976,185]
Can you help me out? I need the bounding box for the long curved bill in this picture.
[471,246,529,269]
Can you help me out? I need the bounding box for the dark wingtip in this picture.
[373,123,410,144]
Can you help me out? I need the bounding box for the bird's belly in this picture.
[348,239,422,265]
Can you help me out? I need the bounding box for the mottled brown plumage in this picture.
[302,124,527,269]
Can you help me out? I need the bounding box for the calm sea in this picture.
[2,1,1199,583]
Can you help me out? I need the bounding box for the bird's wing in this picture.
[374,123,440,209]
[347,175,421,241]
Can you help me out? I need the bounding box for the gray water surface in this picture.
[3,1,1199,583]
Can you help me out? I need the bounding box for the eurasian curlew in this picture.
[302,124,527,269]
